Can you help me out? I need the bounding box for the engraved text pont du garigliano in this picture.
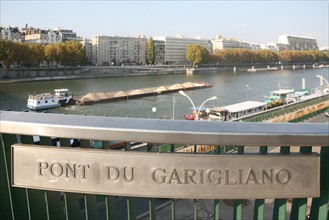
[37,161,291,185]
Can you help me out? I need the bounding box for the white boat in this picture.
[286,89,310,103]
[27,89,73,110]
[247,66,278,72]
[209,101,267,121]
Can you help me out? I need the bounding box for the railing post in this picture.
[40,136,64,220]
[309,146,329,220]
[148,198,156,220]
[290,146,312,220]
[272,146,290,219]
[21,135,48,220]
[60,138,82,220]
[214,145,221,220]
[253,146,267,219]
[80,139,99,220]
[0,134,17,220]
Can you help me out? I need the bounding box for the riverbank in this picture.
[0,66,185,84]
[0,62,327,84]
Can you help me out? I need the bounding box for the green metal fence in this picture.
[241,94,329,122]
[1,111,328,220]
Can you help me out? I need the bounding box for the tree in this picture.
[57,43,69,66]
[147,37,155,65]
[44,44,58,67]
[185,44,209,68]
[63,41,85,66]
[0,39,14,68]
[28,44,45,68]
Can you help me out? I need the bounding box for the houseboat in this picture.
[208,101,267,121]
[27,89,73,110]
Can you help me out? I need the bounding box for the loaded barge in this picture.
[75,82,211,105]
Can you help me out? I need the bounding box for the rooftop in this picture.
[211,101,266,113]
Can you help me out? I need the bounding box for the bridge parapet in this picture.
[1,111,328,219]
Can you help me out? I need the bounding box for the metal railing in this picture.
[1,111,328,220]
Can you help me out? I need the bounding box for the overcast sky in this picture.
[1,1,328,47]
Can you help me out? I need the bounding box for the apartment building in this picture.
[0,25,78,45]
[91,35,148,65]
[154,40,165,65]
[278,35,318,50]
[18,25,77,44]
[0,26,23,42]
[212,35,252,52]
[55,28,77,42]
[21,26,61,44]
[78,37,92,64]
[153,36,212,65]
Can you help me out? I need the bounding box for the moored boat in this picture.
[247,66,278,72]
[265,89,295,104]
[182,101,267,121]
[27,89,73,110]
[209,101,267,121]
[183,114,196,120]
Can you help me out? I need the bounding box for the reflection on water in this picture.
[0,68,327,119]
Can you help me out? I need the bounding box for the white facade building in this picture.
[278,35,318,50]
[21,27,61,44]
[78,37,92,64]
[55,28,77,42]
[212,35,252,52]
[0,27,23,42]
[91,35,148,66]
[153,36,212,65]
[20,26,77,44]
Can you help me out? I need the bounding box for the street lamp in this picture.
[246,84,251,100]
[152,106,157,119]
[316,75,329,86]
[179,90,217,120]
[172,94,176,120]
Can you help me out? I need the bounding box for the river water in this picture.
[0,68,328,119]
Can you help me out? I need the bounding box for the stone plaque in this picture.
[12,144,319,199]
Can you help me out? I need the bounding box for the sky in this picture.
[1,0,328,47]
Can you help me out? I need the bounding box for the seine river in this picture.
[0,68,327,119]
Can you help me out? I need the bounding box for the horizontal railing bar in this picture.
[0,111,328,146]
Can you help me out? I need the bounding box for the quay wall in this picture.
[0,66,184,83]
[0,62,327,83]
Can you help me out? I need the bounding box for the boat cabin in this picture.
[265,89,295,103]
[209,101,267,121]
[54,89,72,97]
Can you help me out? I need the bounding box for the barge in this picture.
[75,82,211,105]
